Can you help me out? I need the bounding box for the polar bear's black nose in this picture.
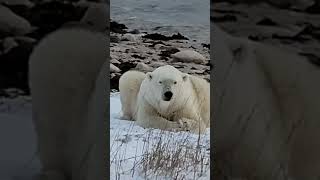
[164,91,173,101]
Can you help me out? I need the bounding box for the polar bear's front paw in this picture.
[178,118,193,132]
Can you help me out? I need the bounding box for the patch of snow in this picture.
[0,96,40,180]
[0,93,210,180]
[110,93,211,180]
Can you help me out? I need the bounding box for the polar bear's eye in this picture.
[159,81,162,84]
[174,81,177,84]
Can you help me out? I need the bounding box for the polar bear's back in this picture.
[28,28,108,177]
[189,75,210,126]
[29,29,108,123]
[119,70,146,120]
[29,29,108,89]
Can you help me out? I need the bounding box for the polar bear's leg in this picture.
[31,105,68,180]
[178,117,207,134]
[138,114,182,131]
[119,94,134,120]
[136,106,184,131]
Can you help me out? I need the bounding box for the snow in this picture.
[0,93,210,180]
[110,93,211,180]
[0,96,40,180]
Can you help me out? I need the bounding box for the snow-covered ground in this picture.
[0,96,40,180]
[0,93,210,180]
[110,93,211,180]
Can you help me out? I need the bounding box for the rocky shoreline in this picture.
[0,0,210,96]
[109,21,210,91]
[0,0,100,97]
[212,2,320,65]
[2,0,319,96]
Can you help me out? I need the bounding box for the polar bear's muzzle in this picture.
[161,80,175,101]
[163,91,173,101]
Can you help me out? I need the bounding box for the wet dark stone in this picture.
[110,73,121,91]
[299,53,320,67]
[202,43,210,49]
[117,62,137,72]
[21,1,87,40]
[211,15,237,22]
[0,43,35,94]
[143,32,189,41]
[110,21,128,34]
[256,17,278,26]
[159,47,180,57]
[148,41,166,48]
[131,54,146,59]
[305,1,320,14]
[110,35,120,43]
[128,29,140,34]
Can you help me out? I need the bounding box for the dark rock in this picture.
[110,73,121,90]
[131,54,146,59]
[211,15,237,22]
[299,53,320,67]
[0,42,35,94]
[110,35,120,43]
[22,1,88,40]
[143,32,189,41]
[120,38,129,42]
[305,1,320,14]
[128,29,140,34]
[159,47,180,58]
[110,20,128,34]
[205,62,213,69]
[202,43,210,49]
[148,41,166,48]
[271,33,310,42]
[295,24,320,41]
[160,56,169,61]
[256,17,278,26]
[171,33,189,40]
[204,68,211,74]
[117,61,137,72]
[143,33,169,41]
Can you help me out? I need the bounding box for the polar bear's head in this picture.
[145,65,189,108]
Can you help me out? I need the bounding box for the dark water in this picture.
[111,0,210,43]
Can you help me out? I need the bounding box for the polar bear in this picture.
[28,28,108,180]
[213,25,320,179]
[118,70,146,121]
[119,65,210,134]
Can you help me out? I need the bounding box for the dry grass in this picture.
[139,130,210,180]
[110,123,210,180]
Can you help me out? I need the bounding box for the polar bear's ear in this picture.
[147,72,152,80]
[182,74,188,82]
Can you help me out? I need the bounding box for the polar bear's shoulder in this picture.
[189,75,209,92]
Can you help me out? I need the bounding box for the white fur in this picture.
[214,26,320,179]
[29,28,108,180]
[118,70,146,120]
[119,65,210,134]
